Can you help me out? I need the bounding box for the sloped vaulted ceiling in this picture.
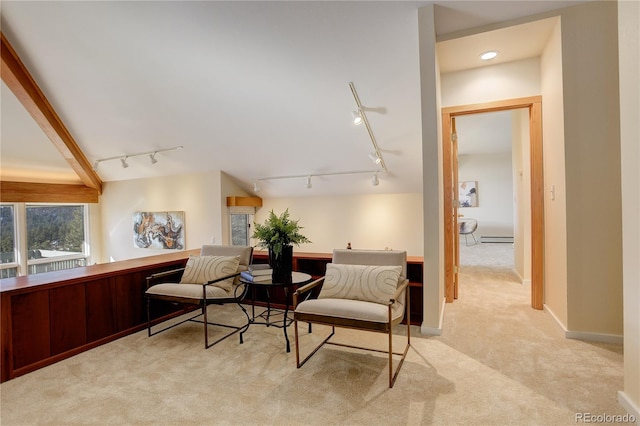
[1,33,101,203]
[0,1,592,199]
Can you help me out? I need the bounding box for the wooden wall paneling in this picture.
[85,278,117,342]
[1,294,13,382]
[11,290,50,369]
[49,283,87,355]
[114,271,145,331]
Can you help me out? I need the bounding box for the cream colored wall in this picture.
[98,171,223,262]
[457,152,514,238]
[220,172,252,245]
[255,193,424,256]
[511,108,531,284]
[419,4,444,334]
[540,17,569,328]
[560,1,623,336]
[618,0,640,415]
[440,57,540,107]
[87,203,103,265]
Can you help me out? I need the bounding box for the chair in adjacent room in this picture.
[293,249,411,388]
[459,218,478,246]
[145,245,253,348]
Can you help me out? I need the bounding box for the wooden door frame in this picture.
[442,96,544,310]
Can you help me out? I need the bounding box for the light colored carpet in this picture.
[0,245,626,425]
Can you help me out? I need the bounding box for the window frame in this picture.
[0,202,91,277]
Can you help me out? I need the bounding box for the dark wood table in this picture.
[240,271,312,352]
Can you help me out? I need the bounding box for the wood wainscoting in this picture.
[1,250,424,382]
[0,250,198,382]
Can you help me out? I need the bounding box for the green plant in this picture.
[252,209,311,259]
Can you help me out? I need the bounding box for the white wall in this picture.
[440,57,540,107]
[512,108,531,284]
[560,1,623,337]
[99,171,223,262]
[255,193,423,256]
[618,0,640,417]
[458,153,513,238]
[419,4,445,334]
[220,172,252,245]
[540,17,569,328]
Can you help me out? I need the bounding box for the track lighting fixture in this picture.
[368,152,382,165]
[256,169,382,190]
[352,110,363,125]
[349,82,387,172]
[93,146,183,170]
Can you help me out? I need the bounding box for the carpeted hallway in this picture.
[0,244,627,425]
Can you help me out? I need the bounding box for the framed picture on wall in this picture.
[133,211,185,249]
[458,181,478,207]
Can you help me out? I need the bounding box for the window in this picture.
[230,213,253,246]
[0,203,90,277]
[0,205,17,278]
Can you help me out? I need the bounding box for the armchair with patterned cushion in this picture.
[293,249,411,388]
[145,245,253,348]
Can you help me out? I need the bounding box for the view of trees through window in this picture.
[230,214,251,246]
[27,205,85,256]
[1,205,16,264]
[1,204,87,277]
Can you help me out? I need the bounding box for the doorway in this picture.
[455,109,524,273]
[442,96,543,310]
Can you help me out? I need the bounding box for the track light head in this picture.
[368,152,382,165]
[352,110,363,125]
[305,176,312,189]
[121,157,129,168]
[149,152,158,164]
[371,173,379,186]
[93,161,100,170]
[253,181,261,192]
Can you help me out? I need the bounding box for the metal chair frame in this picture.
[293,274,411,388]
[145,246,253,349]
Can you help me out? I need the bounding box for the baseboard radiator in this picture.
[480,236,514,243]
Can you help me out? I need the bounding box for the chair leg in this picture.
[146,297,152,337]
[203,303,209,349]
[388,325,393,388]
[295,323,335,368]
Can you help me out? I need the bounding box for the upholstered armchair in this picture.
[293,249,411,388]
[145,245,253,348]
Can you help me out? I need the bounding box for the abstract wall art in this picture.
[133,211,185,250]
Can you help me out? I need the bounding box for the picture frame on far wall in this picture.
[133,211,185,250]
[458,181,478,207]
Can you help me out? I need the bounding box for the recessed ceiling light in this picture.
[480,51,498,60]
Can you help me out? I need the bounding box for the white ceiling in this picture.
[0,1,590,198]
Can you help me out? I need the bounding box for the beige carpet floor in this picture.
[0,244,627,425]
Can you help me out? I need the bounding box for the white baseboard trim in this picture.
[513,269,531,286]
[618,391,640,423]
[565,330,624,345]
[544,304,624,344]
[543,304,568,332]
[420,297,446,336]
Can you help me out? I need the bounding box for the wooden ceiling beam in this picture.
[0,181,99,203]
[0,32,102,194]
